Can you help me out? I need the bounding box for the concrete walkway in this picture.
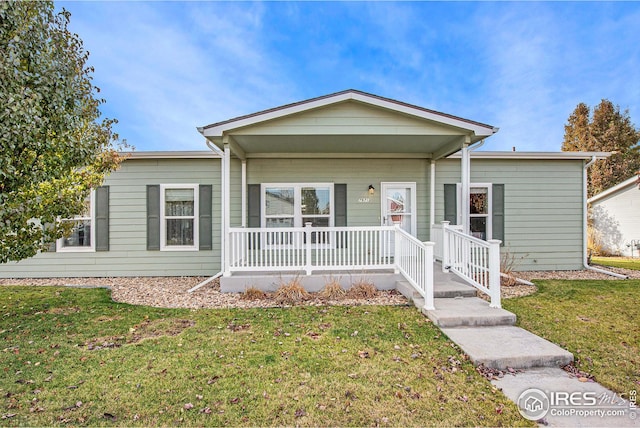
[396,271,639,426]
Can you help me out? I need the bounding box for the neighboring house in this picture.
[588,176,640,257]
[0,90,608,307]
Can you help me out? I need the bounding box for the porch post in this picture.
[241,160,247,228]
[429,160,435,227]
[223,138,231,277]
[460,137,471,235]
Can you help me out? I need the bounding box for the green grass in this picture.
[591,256,640,270]
[0,286,531,427]
[503,280,640,395]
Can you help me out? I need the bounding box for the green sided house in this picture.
[0,90,608,309]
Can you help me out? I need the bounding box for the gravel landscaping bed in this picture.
[1,265,636,309]
[0,276,407,309]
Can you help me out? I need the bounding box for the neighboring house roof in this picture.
[588,175,640,204]
[449,151,611,160]
[199,89,498,137]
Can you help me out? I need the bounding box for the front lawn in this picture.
[0,286,530,426]
[503,279,640,395]
[591,256,640,271]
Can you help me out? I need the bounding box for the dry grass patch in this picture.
[274,278,311,304]
[240,286,268,300]
[319,278,346,300]
[346,280,378,299]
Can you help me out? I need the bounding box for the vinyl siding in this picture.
[233,102,462,136]
[590,183,640,256]
[0,158,222,278]
[434,158,585,271]
[245,158,431,241]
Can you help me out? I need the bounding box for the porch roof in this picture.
[198,90,498,160]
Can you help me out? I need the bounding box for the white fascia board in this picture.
[588,175,639,204]
[201,91,497,138]
[448,151,611,160]
[124,151,221,159]
[201,93,353,137]
[348,92,497,136]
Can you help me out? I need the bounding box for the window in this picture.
[160,184,199,251]
[57,192,95,252]
[262,184,333,228]
[457,183,492,240]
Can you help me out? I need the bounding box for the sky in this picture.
[58,1,640,153]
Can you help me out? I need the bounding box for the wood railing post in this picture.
[305,222,313,275]
[441,221,450,272]
[488,239,502,308]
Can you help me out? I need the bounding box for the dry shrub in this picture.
[241,286,268,300]
[500,248,526,287]
[346,280,378,299]
[274,278,310,305]
[320,279,346,300]
[587,224,605,257]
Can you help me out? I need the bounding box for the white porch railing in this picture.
[430,222,463,260]
[226,224,435,310]
[440,221,502,308]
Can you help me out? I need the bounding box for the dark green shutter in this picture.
[444,184,457,224]
[492,184,505,245]
[95,186,109,251]
[199,185,212,250]
[247,184,261,249]
[147,185,160,250]
[248,184,261,227]
[334,184,347,248]
[334,184,347,226]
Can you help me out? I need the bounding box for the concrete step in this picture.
[441,326,574,369]
[395,280,424,308]
[434,282,477,298]
[423,297,517,327]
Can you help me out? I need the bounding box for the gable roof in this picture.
[588,175,640,204]
[199,89,498,138]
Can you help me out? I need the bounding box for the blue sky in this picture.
[59,1,640,152]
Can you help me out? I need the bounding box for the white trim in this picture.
[201,90,497,138]
[57,190,96,253]
[448,151,611,160]
[160,184,199,251]
[587,175,639,204]
[456,183,493,240]
[124,151,220,159]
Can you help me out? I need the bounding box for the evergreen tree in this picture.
[562,100,640,197]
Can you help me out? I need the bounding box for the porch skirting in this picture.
[220,270,402,293]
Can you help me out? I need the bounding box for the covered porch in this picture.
[198,90,501,308]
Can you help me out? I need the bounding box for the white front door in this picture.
[381,182,417,236]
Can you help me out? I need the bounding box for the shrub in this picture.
[320,279,346,300]
[346,280,378,299]
[241,286,268,300]
[274,278,310,305]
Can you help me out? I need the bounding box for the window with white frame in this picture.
[57,192,95,252]
[161,184,199,250]
[457,183,492,240]
[262,184,333,228]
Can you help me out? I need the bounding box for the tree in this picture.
[0,1,126,263]
[562,100,640,197]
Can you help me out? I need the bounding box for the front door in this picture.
[381,182,417,236]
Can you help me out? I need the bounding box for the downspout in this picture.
[429,160,435,227]
[582,156,627,279]
[188,138,225,293]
